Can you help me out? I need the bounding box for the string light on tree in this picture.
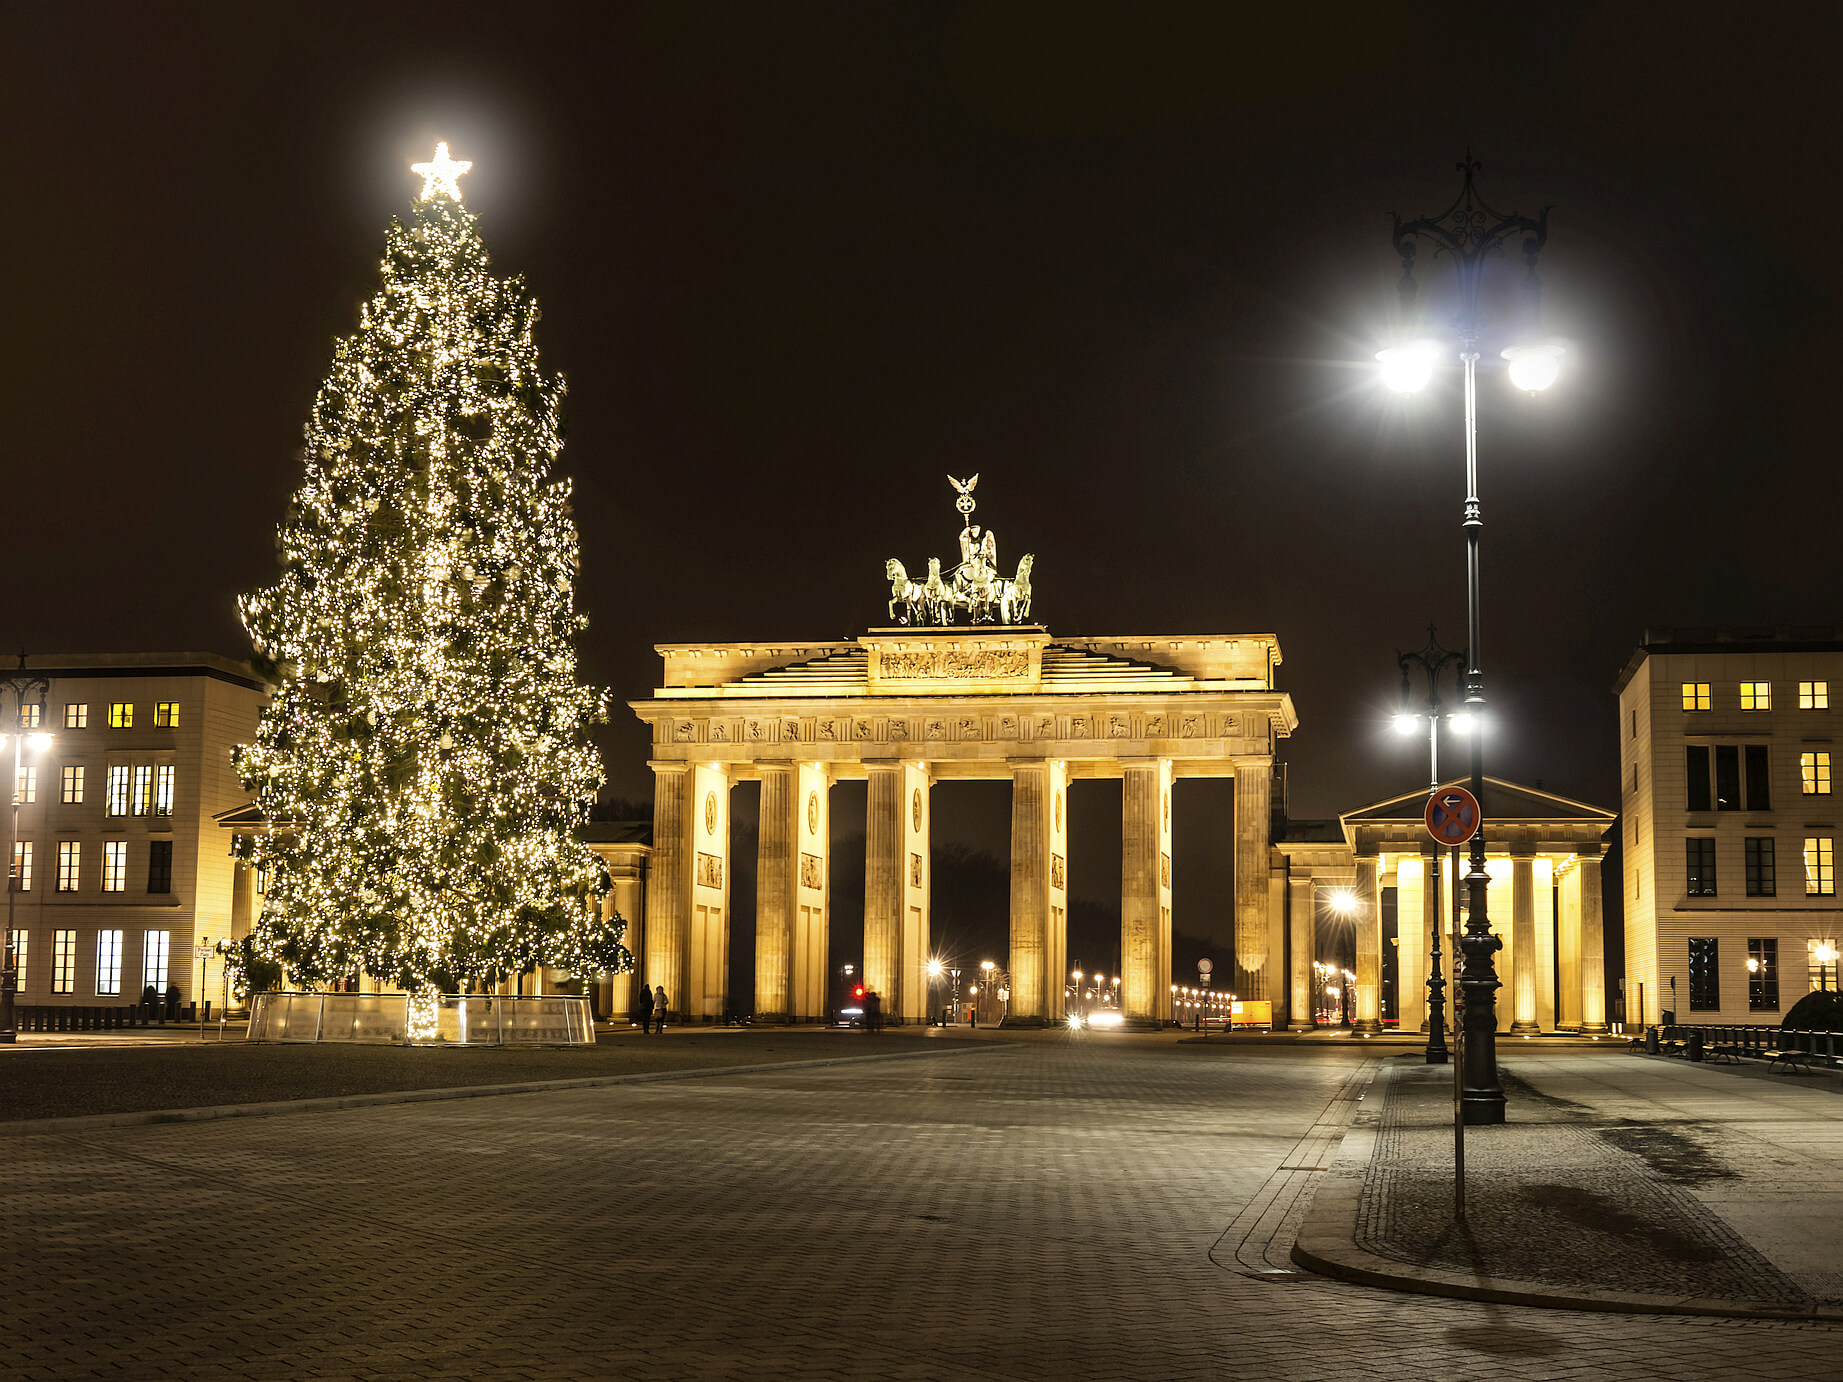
[236,143,629,1037]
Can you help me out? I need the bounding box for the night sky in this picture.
[8,4,1841,966]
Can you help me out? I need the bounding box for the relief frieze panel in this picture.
[879,648,1030,680]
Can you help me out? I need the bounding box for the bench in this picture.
[1703,1043,1745,1065]
[1762,1048,1814,1074]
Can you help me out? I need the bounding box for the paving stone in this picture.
[4,1042,1841,1379]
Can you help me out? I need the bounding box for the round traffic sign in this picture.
[1197,958,1214,975]
[1424,787,1482,846]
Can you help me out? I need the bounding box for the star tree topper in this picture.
[411,141,472,201]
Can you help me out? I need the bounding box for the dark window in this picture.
[1745,745,1771,810]
[147,840,173,895]
[1748,938,1779,1012]
[1686,746,1711,811]
[1745,837,1776,897]
[1689,937,1721,1010]
[1715,745,1741,810]
[1686,837,1717,896]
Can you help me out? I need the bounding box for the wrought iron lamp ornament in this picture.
[1387,155,1554,1125]
[1396,625,1467,1067]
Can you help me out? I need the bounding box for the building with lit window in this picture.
[1616,629,1843,1026]
[5,653,267,1010]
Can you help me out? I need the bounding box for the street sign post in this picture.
[1196,959,1212,1032]
[196,942,213,1039]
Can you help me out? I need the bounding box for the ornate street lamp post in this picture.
[1,658,53,1044]
[1380,155,1557,1124]
[1393,626,1471,1066]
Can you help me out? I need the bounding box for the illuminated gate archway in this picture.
[628,627,1296,1026]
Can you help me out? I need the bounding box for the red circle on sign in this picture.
[1424,787,1482,846]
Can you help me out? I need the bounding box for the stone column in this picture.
[1511,853,1539,1033]
[1353,856,1382,1033]
[1556,859,1583,1031]
[1287,873,1316,1030]
[753,764,795,1022]
[644,764,690,1020]
[687,763,731,1022]
[1006,760,1065,1027]
[1120,759,1172,1028]
[1233,757,1274,1001]
[792,764,830,1022]
[1578,851,1608,1033]
[863,764,904,1015]
[607,853,645,1020]
[898,761,932,1024]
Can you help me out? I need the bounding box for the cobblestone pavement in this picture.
[1357,1062,1809,1304]
[9,1042,1842,1380]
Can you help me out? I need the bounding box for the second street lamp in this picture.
[1379,154,1557,1125]
[1394,625,1469,1067]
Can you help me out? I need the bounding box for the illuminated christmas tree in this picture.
[237,144,627,1030]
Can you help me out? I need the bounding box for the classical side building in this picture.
[627,627,1297,1027]
[1281,778,1615,1036]
[5,653,267,1011]
[1618,628,1843,1025]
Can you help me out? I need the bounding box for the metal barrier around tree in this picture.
[248,992,594,1046]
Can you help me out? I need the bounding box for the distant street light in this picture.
[1379,154,1557,1126]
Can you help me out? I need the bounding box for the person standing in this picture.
[653,985,669,1034]
[864,988,883,1035]
[634,981,655,1034]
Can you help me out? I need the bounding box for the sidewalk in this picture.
[1295,1050,1843,1318]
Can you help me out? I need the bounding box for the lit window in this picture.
[1806,837,1836,896]
[8,928,27,985]
[1682,682,1711,711]
[1803,751,1832,795]
[64,703,87,729]
[61,765,84,804]
[1746,837,1777,897]
[56,841,80,892]
[95,929,122,995]
[14,766,35,804]
[154,702,179,727]
[256,863,269,896]
[148,841,173,894]
[51,930,75,994]
[101,841,127,893]
[1741,681,1772,711]
[108,702,133,729]
[1688,937,1721,1011]
[1801,682,1830,710]
[132,765,152,817]
[143,930,170,991]
[154,765,174,817]
[106,765,130,817]
[1686,837,1717,897]
[11,840,31,892]
[17,703,41,729]
[1748,938,1780,1012]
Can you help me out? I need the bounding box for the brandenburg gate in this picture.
[629,478,1297,1026]
[630,628,1295,1025]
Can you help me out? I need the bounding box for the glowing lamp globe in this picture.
[1503,344,1562,393]
[1449,711,1476,735]
[1377,345,1434,394]
[1392,712,1418,735]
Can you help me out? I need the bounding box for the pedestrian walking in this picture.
[634,981,655,1034]
[653,985,669,1034]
